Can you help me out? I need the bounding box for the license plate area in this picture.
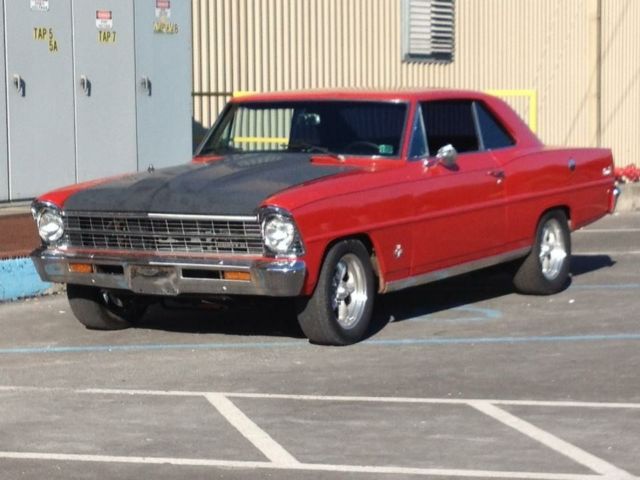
[129,265,179,295]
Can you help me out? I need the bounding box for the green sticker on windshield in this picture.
[379,144,393,155]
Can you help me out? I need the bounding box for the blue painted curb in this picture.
[0,257,51,302]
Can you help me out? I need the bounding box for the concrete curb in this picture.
[0,257,54,302]
[617,183,640,212]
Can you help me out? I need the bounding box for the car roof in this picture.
[230,88,493,103]
[229,88,542,149]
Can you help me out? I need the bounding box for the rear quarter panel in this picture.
[498,147,614,245]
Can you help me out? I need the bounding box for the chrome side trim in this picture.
[148,213,258,222]
[382,247,531,294]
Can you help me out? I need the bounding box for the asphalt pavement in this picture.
[0,212,639,479]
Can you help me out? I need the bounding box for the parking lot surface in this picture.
[1,212,639,479]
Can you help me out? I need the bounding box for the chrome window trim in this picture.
[472,100,518,151]
[199,99,411,161]
[408,104,430,161]
[471,101,485,151]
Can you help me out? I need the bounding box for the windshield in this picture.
[200,101,407,157]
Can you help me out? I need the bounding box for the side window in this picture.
[408,105,428,158]
[421,100,479,155]
[475,102,515,150]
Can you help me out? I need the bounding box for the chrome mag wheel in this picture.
[539,218,568,280]
[330,253,368,329]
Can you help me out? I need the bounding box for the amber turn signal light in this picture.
[223,271,251,281]
[68,263,93,274]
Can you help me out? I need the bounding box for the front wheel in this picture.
[513,210,571,295]
[297,239,375,345]
[67,284,149,330]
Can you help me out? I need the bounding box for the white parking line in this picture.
[0,451,604,480]
[469,401,635,479]
[1,386,637,478]
[2,385,640,409]
[204,393,300,466]
[576,228,640,233]
[573,251,640,255]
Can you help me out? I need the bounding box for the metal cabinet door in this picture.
[5,0,76,200]
[0,0,8,201]
[134,0,192,170]
[73,0,137,182]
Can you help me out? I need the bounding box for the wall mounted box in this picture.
[2,0,192,200]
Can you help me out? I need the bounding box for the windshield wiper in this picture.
[198,145,239,155]
[289,142,345,162]
[288,142,329,153]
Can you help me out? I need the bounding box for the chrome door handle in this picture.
[140,76,152,96]
[79,75,91,96]
[12,74,25,97]
[488,170,505,183]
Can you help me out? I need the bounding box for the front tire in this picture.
[67,284,148,330]
[513,210,571,295]
[297,239,375,345]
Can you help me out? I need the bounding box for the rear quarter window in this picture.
[475,102,515,150]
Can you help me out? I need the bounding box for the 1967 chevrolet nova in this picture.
[31,89,619,345]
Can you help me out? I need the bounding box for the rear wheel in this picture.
[67,284,148,330]
[297,239,375,345]
[513,210,571,295]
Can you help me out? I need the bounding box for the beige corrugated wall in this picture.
[601,1,640,169]
[192,0,638,167]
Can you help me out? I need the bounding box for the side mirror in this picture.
[436,144,458,167]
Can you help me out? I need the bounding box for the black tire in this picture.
[513,210,571,295]
[296,239,375,346]
[67,284,148,330]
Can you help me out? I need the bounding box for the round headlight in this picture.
[37,209,64,243]
[263,215,295,254]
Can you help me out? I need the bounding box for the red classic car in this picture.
[31,89,619,345]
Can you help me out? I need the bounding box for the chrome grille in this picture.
[62,212,264,255]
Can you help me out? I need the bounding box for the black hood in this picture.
[63,153,353,215]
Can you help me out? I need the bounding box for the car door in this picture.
[409,99,508,276]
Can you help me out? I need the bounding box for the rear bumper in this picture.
[609,186,621,213]
[31,248,306,297]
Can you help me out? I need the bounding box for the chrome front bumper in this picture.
[31,248,306,297]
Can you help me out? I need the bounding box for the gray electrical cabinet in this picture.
[134,1,192,170]
[0,0,8,201]
[1,0,192,201]
[5,0,77,200]
[73,1,138,181]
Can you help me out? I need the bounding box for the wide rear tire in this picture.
[297,239,375,346]
[513,210,571,295]
[67,284,148,330]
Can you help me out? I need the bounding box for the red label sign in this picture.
[96,10,112,20]
[156,0,170,9]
